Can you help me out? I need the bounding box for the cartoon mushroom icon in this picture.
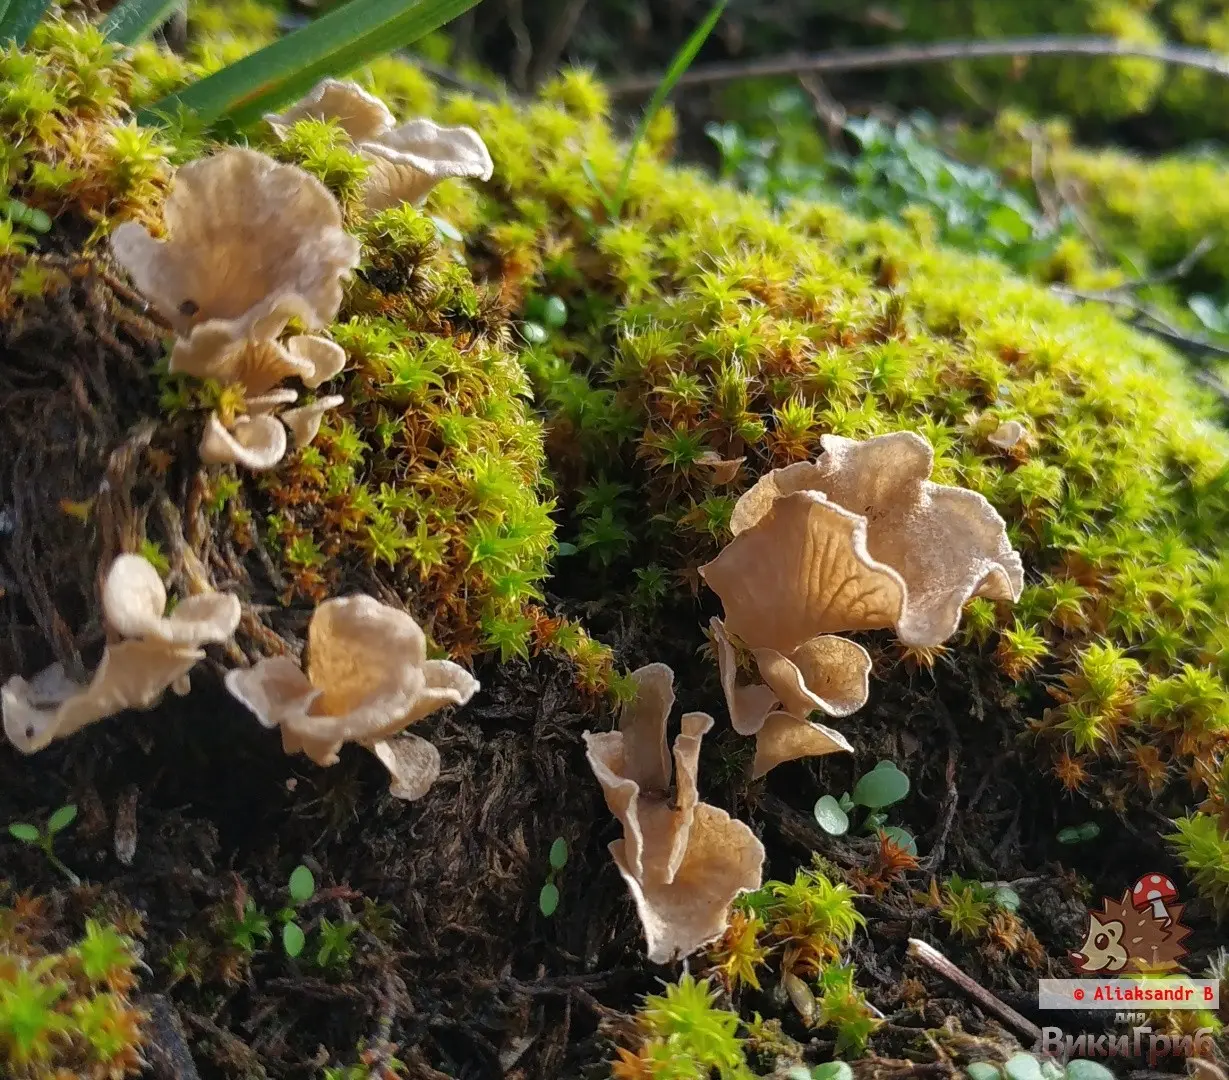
[1132,873,1178,926]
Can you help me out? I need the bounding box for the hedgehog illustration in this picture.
[1070,886,1192,974]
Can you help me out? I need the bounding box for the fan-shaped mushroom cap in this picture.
[987,420,1027,450]
[358,119,494,211]
[702,431,1023,650]
[3,641,204,753]
[224,595,479,799]
[169,304,347,398]
[369,734,441,801]
[696,451,745,485]
[109,147,360,357]
[199,412,288,471]
[281,394,345,447]
[582,663,765,963]
[102,553,241,646]
[748,712,853,780]
[752,635,871,720]
[710,617,777,736]
[246,388,300,414]
[264,78,395,143]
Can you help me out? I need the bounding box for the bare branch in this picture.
[607,35,1229,96]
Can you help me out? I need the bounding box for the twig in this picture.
[906,938,1041,1047]
[797,72,847,142]
[607,35,1229,96]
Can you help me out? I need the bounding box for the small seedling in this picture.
[538,837,569,917]
[1056,822,1101,845]
[787,1063,854,1080]
[224,899,272,953]
[8,803,81,885]
[315,917,358,970]
[277,864,316,957]
[814,762,916,854]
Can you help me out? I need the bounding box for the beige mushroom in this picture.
[109,147,360,362]
[583,663,764,963]
[281,394,345,447]
[701,431,1023,650]
[224,594,479,799]
[2,554,241,753]
[103,553,241,646]
[199,412,288,471]
[169,303,347,398]
[696,451,745,485]
[357,119,494,212]
[987,420,1027,450]
[246,388,300,415]
[710,618,858,778]
[264,78,395,143]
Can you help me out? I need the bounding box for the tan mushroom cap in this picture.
[696,451,745,485]
[200,412,288,471]
[169,298,347,398]
[358,119,494,211]
[247,388,300,414]
[224,595,479,799]
[264,78,395,143]
[3,641,203,753]
[701,490,905,654]
[582,663,765,963]
[281,395,345,447]
[748,712,854,779]
[987,420,1027,450]
[710,617,777,736]
[369,734,441,801]
[704,431,1023,649]
[752,635,871,719]
[102,553,241,646]
[109,147,360,348]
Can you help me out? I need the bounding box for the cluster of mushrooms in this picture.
[1,79,494,798]
[1,76,1025,968]
[585,430,1023,962]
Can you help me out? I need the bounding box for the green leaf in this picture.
[282,921,306,957]
[812,1063,853,1080]
[548,837,568,870]
[880,826,917,856]
[813,795,849,836]
[1002,1054,1043,1080]
[554,541,578,556]
[431,214,463,243]
[541,296,568,329]
[100,0,181,44]
[0,0,51,45]
[8,822,39,843]
[605,0,728,219]
[139,0,483,130]
[992,886,1021,912]
[1057,822,1100,844]
[47,805,77,835]
[852,763,910,809]
[538,882,559,917]
[966,1064,1002,1080]
[1188,294,1227,334]
[288,865,315,903]
[522,321,548,344]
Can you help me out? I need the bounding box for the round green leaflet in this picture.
[8,823,40,843]
[811,1063,854,1080]
[966,1064,1002,1080]
[549,838,569,870]
[1003,1053,1043,1080]
[813,795,850,836]
[880,826,917,855]
[538,882,560,917]
[47,804,78,834]
[289,865,315,903]
[282,922,306,958]
[1064,1061,1116,1080]
[851,763,910,809]
[541,296,568,329]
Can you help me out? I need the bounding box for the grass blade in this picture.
[0,0,52,45]
[100,0,182,45]
[139,0,483,129]
[606,0,727,217]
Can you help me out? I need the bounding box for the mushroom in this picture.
[168,302,347,397]
[987,420,1027,451]
[700,431,1023,651]
[2,554,241,753]
[357,118,494,212]
[199,412,288,471]
[280,394,345,447]
[1131,873,1178,926]
[224,594,479,800]
[582,663,765,963]
[109,147,361,366]
[263,78,396,143]
[261,79,493,213]
[696,451,745,486]
[711,618,857,778]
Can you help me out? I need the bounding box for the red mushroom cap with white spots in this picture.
[1131,873,1177,910]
